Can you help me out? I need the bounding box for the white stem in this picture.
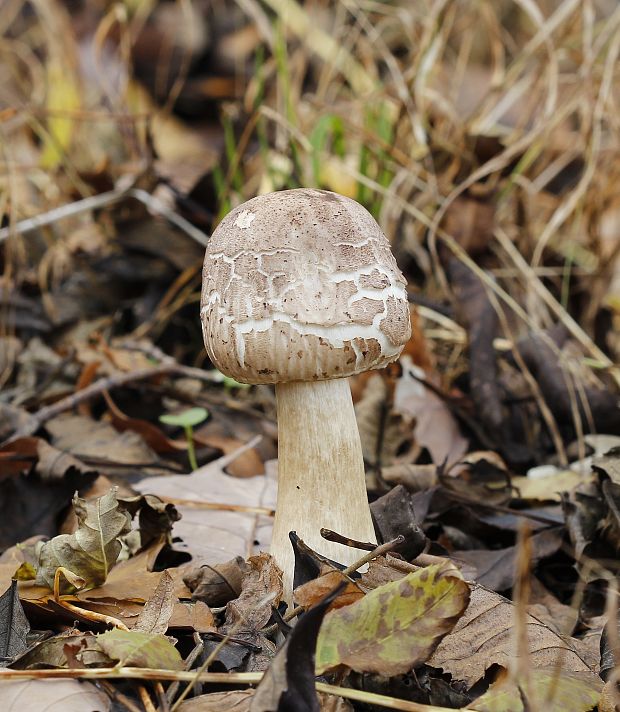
[271,378,376,597]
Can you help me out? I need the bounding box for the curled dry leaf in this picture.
[117,493,180,551]
[184,556,249,606]
[34,489,131,591]
[216,553,282,672]
[293,571,364,612]
[429,584,595,686]
[315,561,470,676]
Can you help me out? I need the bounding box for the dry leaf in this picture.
[452,527,563,591]
[76,548,215,632]
[513,470,591,502]
[469,668,602,712]
[0,581,29,660]
[429,584,595,686]
[96,628,183,669]
[293,571,364,611]
[394,356,469,467]
[133,442,276,564]
[178,690,254,711]
[184,556,249,606]
[134,570,175,634]
[10,630,110,670]
[0,679,110,711]
[47,415,164,476]
[35,489,131,590]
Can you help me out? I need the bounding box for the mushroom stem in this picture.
[271,378,377,597]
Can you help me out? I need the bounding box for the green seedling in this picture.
[159,407,208,472]
[221,374,251,392]
[209,370,251,392]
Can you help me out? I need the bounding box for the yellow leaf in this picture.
[315,561,470,676]
[40,60,81,168]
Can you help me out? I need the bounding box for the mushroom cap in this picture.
[200,189,411,384]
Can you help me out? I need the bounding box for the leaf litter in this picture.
[1,1,620,710]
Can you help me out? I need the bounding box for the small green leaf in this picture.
[96,629,183,670]
[221,375,250,390]
[159,407,209,429]
[469,669,602,712]
[315,561,470,676]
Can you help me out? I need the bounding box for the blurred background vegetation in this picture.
[1,0,619,467]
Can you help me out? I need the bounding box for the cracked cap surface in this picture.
[200,189,411,384]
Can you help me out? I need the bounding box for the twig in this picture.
[138,685,158,712]
[98,680,144,712]
[443,489,562,526]
[2,364,176,444]
[159,496,274,516]
[154,682,170,712]
[166,633,204,706]
[0,668,475,711]
[316,681,473,712]
[263,535,406,635]
[0,183,209,248]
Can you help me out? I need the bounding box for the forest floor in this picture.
[1,1,620,710]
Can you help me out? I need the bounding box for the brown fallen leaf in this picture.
[75,548,215,632]
[395,355,469,468]
[134,570,175,634]
[527,577,578,636]
[428,583,595,686]
[184,556,249,606]
[215,553,282,672]
[104,390,187,455]
[46,415,166,476]
[197,432,265,477]
[451,527,563,591]
[359,554,420,591]
[177,690,254,711]
[293,570,364,612]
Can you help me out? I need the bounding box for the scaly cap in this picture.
[201,189,411,383]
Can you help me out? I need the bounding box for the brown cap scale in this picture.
[201,189,411,597]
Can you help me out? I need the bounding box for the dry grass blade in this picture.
[0,668,477,711]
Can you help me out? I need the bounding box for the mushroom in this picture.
[200,189,411,595]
